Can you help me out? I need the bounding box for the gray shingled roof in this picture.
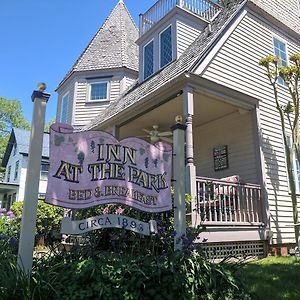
[58,1,139,89]
[2,128,49,167]
[84,0,247,130]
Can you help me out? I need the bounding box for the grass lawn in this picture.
[240,256,300,300]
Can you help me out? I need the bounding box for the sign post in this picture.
[17,84,50,275]
[171,120,187,250]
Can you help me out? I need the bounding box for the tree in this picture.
[44,117,56,133]
[0,97,30,174]
[259,53,300,248]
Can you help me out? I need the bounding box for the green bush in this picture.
[10,200,64,245]
[0,240,250,300]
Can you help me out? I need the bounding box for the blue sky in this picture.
[0,0,156,124]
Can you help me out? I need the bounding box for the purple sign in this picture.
[46,124,172,212]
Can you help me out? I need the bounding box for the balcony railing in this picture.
[195,176,263,225]
[140,0,223,35]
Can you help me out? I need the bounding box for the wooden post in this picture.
[172,121,187,250]
[183,86,197,226]
[17,86,50,275]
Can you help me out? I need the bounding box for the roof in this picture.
[58,0,139,89]
[1,128,49,167]
[84,0,247,130]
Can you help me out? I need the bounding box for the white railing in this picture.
[195,177,263,225]
[140,0,223,35]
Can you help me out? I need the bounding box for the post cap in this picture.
[31,90,51,102]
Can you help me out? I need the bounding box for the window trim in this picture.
[272,36,289,87]
[14,160,19,181]
[143,38,154,80]
[60,91,69,123]
[7,166,11,183]
[40,163,49,181]
[87,80,110,103]
[159,24,173,69]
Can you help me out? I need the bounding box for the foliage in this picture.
[10,200,64,245]
[0,236,250,300]
[44,117,56,133]
[0,96,30,173]
[240,256,300,300]
[259,53,300,244]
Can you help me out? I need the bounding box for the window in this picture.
[287,135,300,193]
[143,40,154,80]
[273,37,288,86]
[60,92,69,123]
[40,163,49,181]
[7,166,11,182]
[160,25,173,68]
[13,143,17,156]
[89,81,109,101]
[14,161,19,181]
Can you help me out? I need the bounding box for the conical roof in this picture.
[59,1,139,87]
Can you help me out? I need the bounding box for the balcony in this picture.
[195,176,264,225]
[140,0,223,35]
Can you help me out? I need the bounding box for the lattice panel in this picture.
[203,241,266,260]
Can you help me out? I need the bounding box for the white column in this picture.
[172,122,187,250]
[17,88,50,275]
[112,125,120,140]
[183,86,198,226]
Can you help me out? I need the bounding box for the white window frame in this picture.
[88,80,110,102]
[143,39,154,80]
[14,160,19,181]
[7,166,11,183]
[60,92,69,123]
[40,163,49,181]
[272,36,289,87]
[159,25,173,69]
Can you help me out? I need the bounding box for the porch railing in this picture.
[195,177,263,225]
[139,0,223,35]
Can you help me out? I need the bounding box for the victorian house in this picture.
[56,0,300,257]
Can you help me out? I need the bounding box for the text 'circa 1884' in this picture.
[46,124,172,212]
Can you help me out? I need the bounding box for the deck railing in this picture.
[140,0,223,35]
[195,177,263,225]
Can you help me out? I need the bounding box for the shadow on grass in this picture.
[239,257,300,300]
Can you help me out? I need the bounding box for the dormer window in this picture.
[60,92,69,123]
[90,81,109,101]
[160,25,173,69]
[143,40,154,80]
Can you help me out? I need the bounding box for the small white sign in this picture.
[61,214,157,236]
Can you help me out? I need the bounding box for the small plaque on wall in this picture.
[213,145,228,171]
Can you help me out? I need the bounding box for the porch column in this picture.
[183,86,197,226]
[112,125,120,140]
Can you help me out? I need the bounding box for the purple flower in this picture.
[6,211,14,216]
[0,213,4,217]
[8,214,16,219]
[0,208,6,213]
[115,207,124,215]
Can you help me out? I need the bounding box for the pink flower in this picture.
[102,207,110,215]
[115,207,125,215]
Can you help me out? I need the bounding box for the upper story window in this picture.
[60,92,69,123]
[13,143,17,156]
[89,81,109,102]
[14,161,19,181]
[273,37,288,86]
[160,25,173,69]
[7,166,11,182]
[40,163,49,181]
[144,40,154,80]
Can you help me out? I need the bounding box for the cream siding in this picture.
[194,111,258,183]
[73,78,121,127]
[176,20,201,58]
[200,12,300,244]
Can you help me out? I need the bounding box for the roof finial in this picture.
[119,0,124,3]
